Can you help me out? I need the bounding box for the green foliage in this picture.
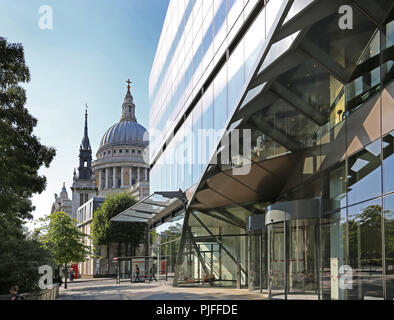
[41,212,90,267]
[92,192,146,255]
[0,235,53,294]
[0,37,56,223]
[0,37,56,294]
[348,205,386,265]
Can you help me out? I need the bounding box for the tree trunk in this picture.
[64,263,68,289]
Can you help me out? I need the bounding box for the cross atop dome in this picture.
[126,79,133,94]
[122,79,137,122]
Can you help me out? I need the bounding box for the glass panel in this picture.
[262,99,319,148]
[275,56,343,124]
[304,4,377,73]
[301,3,379,119]
[347,199,384,300]
[177,211,248,287]
[245,5,266,79]
[259,31,299,74]
[287,219,319,298]
[345,65,381,114]
[184,117,193,189]
[383,131,394,194]
[320,208,348,300]
[384,194,394,300]
[249,230,268,291]
[227,38,245,117]
[192,101,203,184]
[323,161,347,213]
[382,20,394,87]
[284,0,314,23]
[347,139,382,206]
[202,85,214,166]
[352,0,394,22]
[213,0,227,55]
[268,223,285,297]
[214,62,228,134]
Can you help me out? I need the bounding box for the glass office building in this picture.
[116,0,394,299]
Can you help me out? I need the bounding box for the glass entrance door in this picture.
[287,219,319,298]
[267,218,320,299]
[268,222,286,297]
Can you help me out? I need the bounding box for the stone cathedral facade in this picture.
[51,82,149,277]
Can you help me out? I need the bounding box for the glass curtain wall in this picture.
[172,2,394,300]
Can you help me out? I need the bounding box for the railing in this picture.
[0,284,60,301]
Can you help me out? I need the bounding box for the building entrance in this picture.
[249,198,321,299]
[267,219,320,299]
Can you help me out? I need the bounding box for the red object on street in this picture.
[71,264,78,279]
[161,260,167,275]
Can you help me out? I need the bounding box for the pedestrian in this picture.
[150,264,157,282]
[54,268,63,287]
[134,265,140,282]
[69,268,75,282]
[8,285,24,300]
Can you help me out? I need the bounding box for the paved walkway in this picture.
[58,279,267,300]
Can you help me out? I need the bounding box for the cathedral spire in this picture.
[121,79,137,122]
[81,105,91,149]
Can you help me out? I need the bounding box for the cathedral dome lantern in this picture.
[60,182,69,200]
[98,80,148,152]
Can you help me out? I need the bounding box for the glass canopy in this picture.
[111,192,184,224]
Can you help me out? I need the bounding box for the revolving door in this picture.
[249,198,321,299]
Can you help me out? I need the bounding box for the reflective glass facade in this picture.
[148,0,394,299]
[149,0,273,192]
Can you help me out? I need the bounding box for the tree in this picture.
[348,205,383,266]
[92,192,147,274]
[0,37,56,293]
[0,36,55,238]
[41,212,90,289]
[0,232,53,294]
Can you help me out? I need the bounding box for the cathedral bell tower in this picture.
[71,107,98,220]
[78,109,93,180]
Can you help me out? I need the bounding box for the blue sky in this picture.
[0,0,169,222]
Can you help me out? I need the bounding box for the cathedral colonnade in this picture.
[96,165,149,190]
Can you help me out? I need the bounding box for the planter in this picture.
[0,284,60,301]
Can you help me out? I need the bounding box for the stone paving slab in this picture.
[58,279,267,300]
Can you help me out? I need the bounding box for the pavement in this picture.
[57,278,268,300]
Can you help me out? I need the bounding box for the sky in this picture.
[0,0,169,224]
